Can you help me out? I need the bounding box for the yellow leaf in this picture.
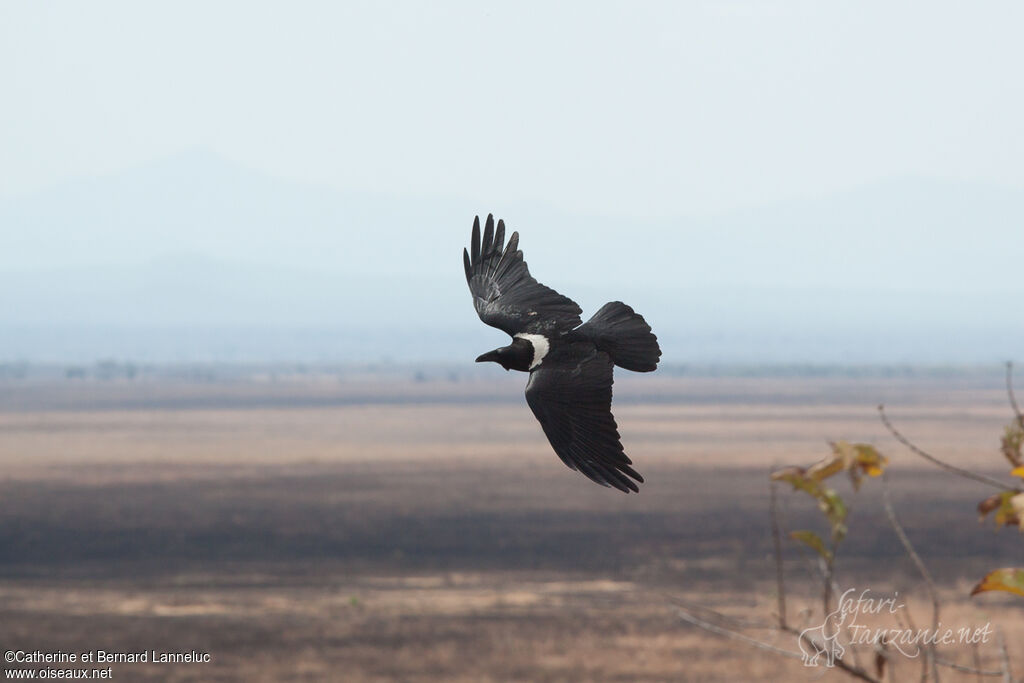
[806,452,844,482]
[1011,494,1024,532]
[1011,466,1024,479]
[771,466,806,482]
[970,568,1024,597]
[852,444,889,476]
[802,442,888,489]
[771,466,816,494]
[835,441,857,470]
[830,441,862,490]
[978,491,1021,528]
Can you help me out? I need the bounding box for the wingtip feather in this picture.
[471,216,481,265]
[494,219,506,254]
[505,231,520,257]
[482,215,495,257]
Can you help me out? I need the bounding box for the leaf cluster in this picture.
[771,441,888,560]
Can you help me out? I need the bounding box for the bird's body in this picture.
[464,215,661,493]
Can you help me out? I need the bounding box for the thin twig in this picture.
[881,473,941,682]
[798,549,824,596]
[665,595,774,630]
[1006,362,1024,429]
[779,498,830,616]
[672,597,1001,680]
[996,630,1012,683]
[674,605,882,683]
[873,636,890,682]
[674,607,804,660]
[770,478,788,629]
[932,655,1003,677]
[878,405,1020,492]
[895,599,930,682]
[822,554,837,619]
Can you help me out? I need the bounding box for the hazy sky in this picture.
[3,2,1024,364]
[3,1,1023,218]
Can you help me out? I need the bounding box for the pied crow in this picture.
[464,214,661,493]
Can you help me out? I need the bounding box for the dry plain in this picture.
[1,367,1022,681]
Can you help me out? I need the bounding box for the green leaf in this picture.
[771,465,847,541]
[818,488,848,542]
[970,568,1024,597]
[789,530,833,561]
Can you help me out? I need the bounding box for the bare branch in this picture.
[674,606,805,661]
[786,536,827,601]
[932,656,1004,677]
[677,572,1005,680]
[893,599,930,682]
[873,636,890,682]
[878,405,1020,492]
[881,474,940,682]
[671,606,888,679]
[665,595,774,630]
[674,606,883,683]
[822,554,835,619]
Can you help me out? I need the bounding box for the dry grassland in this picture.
[1,370,1021,680]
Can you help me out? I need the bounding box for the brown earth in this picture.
[1,370,1021,681]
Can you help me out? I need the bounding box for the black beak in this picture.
[475,350,500,364]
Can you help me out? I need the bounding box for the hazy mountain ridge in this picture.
[2,153,1022,363]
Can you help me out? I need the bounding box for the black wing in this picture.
[463,214,582,336]
[524,348,644,493]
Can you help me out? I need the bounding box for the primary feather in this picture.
[464,215,583,337]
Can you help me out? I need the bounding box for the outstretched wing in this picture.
[524,348,643,493]
[463,214,582,336]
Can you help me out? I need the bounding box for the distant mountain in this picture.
[1,152,1022,363]
[4,150,1024,288]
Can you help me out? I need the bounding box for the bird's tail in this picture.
[578,302,661,372]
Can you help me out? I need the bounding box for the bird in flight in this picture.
[464,214,661,493]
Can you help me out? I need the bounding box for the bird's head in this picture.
[475,339,533,372]
[475,347,513,371]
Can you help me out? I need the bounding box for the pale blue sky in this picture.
[2,2,1024,363]
[3,1,1023,218]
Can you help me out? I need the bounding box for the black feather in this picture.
[471,216,481,266]
[463,216,582,336]
[482,214,494,258]
[524,348,643,493]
